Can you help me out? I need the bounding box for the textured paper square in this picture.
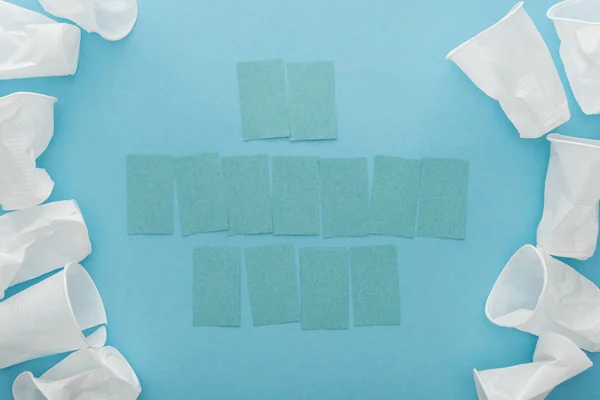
[245,244,299,326]
[126,155,174,234]
[221,155,273,235]
[173,153,228,235]
[350,245,401,327]
[287,61,337,141]
[300,247,349,330]
[417,158,469,239]
[193,247,240,327]
[320,158,369,238]
[237,60,289,140]
[370,156,421,237]
[272,156,320,235]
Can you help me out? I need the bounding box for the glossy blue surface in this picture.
[1,0,599,398]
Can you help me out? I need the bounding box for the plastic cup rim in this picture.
[446,1,524,60]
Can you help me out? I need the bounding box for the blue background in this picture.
[1,0,599,398]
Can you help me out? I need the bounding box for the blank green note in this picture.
[320,158,369,238]
[237,60,289,140]
[287,61,337,141]
[221,155,273,235]
[272,156,320,235]
[370,156,421,237]
[173,153,228,235]
[193,247,240,327]
[127,155,174,234]
[417,158,469,239]
[300,247,349,330]
[245,245,299,326]
[351,245,401,327]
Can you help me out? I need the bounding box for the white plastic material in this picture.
[548,0,600,114]
[0,92,58,211]
[0,200,91,300]
[0,1,80,79]
[446,2,570,139]
[0,263,107,369]
[13,346,141,400]
[473,333,592,400]
[39,0,138,41]
[486,245,600,352]
[537,134,600,260]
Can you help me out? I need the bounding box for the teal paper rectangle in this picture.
[272,156,320,235]
[245,244,299,326]
[350,245,401,327]
[417,158,469,239]
[370,156,421,237]
[320,158,369,238]
[173,153,228,235]
[193,247,240,327]
[126,155,174,234]
[237,60,289,140]
[300,247,349,330]
[221,155,273,235]
[287,61,337,141]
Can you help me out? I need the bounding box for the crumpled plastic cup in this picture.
[537,134,600,260]
[0,1,80,79]
[39,0,138,41]
[0,200,92,300]
[0,263,107,369]
[473,333,592,400]
[0,92,58,211]
[486,245,600,352]
[446,2,570,139]
[13,346,141,400]
[548,0,600,114]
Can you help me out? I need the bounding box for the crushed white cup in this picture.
[473,333,592,400]
[548,0,600,114]
[0,200,92,300]
[0,92,58,211]
[486,245,600,352]
[0,1,80,79]
[39,0,138,41]
[0,263,107,369]
[537,134,600,260]
[13,346,141,400]
[446,2,570,139]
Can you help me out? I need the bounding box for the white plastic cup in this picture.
[486,245,600,352]
[0,200,92,299]
[0,92,58,211]
[447,2,570,139]
[0,1,80,79]
[13,346,141,400]
[537,134,600,260]
[473,333,592,400]
[0,263,107,369]
[548,0,600,114]
[39,0,138,41]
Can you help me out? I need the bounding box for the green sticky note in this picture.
[370,156,421,237]
[320,158,369,238]
[193,247,240,327]
[300,247,349,330]
[173,153,228,235]
[417,158,469,239]
[287,61,337,141]
[245,245,299,326]
[221,155,273,235]
[272,156,320,235]
[237,60,289,140]
[126,155,174,234]
[350,245,401,327]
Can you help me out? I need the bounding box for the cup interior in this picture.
[485,245,546,327]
